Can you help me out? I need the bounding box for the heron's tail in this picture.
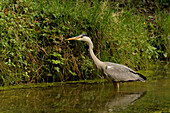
[129,70,147,82]
[137,73,147,82]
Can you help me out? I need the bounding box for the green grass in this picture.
[0,0,169,86]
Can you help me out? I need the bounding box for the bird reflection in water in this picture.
[104,91,146,112]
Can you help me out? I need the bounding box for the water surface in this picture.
[0,64,169,113]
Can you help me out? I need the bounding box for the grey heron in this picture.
[67,34,146,89]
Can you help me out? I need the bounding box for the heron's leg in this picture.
[113,81,116,88]
[117,82,119,89]
[113,81,119,90]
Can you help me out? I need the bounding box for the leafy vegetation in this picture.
[0,0,169,86]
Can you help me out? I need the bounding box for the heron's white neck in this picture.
[88,41,103,70]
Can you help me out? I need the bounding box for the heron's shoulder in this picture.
[103,62,133,71]
[104,62,126,67]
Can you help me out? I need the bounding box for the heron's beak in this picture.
[67,36,80,40]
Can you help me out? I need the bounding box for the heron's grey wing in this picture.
[103,62,145,82]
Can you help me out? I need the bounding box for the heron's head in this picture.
[67,34,90,42]
[67,34,93,48]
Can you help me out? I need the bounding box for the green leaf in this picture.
[52,60,61,64]
[163,52,167,58]
[51,52,62,57]
[69,70,77,76]
[54,67,60,72]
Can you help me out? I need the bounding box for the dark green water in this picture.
[0,79,169,113]
[0,64,169,113]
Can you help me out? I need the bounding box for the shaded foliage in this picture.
[0,0,169,86]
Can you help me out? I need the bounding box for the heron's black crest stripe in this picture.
[129,70,147,80]
[81,34,88,36]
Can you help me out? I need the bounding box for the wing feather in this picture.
[103,62,146,82]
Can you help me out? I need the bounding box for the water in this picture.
[0,65,169,113]
[0,79,169,113]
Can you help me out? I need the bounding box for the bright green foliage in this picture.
[0,0,169,86]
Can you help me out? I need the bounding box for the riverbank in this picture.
[0,0,169,86]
